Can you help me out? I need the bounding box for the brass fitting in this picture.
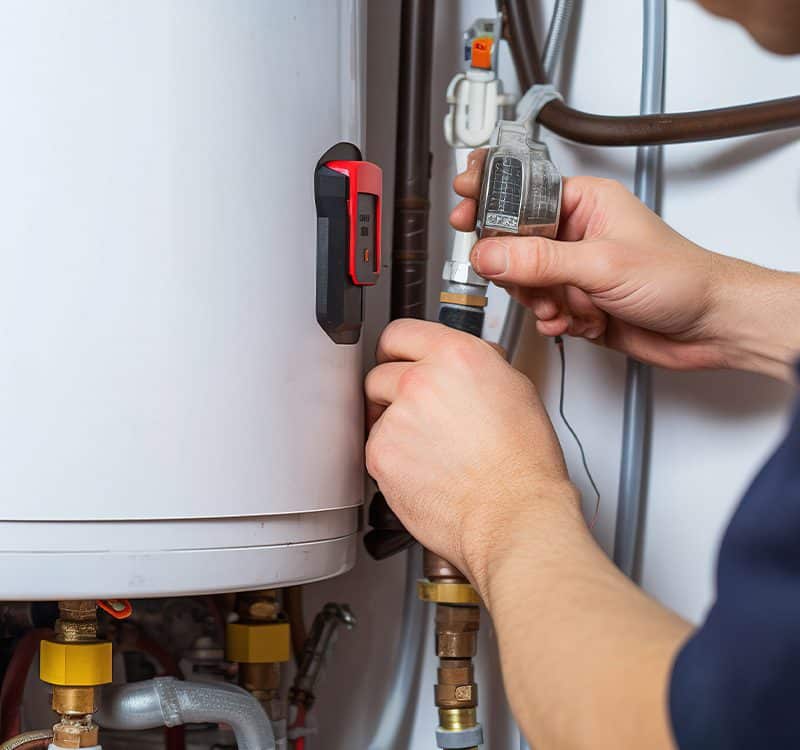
[421,549,483,747]
[435,659,477,709]
[52,717,99,749]
[227,590,289,723]
[436,604,479,659]
[417,580,481,606]
[41,602,110,750]
[226,621,291,664]
[51,687,97,716]
[439,707,478,731]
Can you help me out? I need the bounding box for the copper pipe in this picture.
[365,0,436,560]
[391,0,436,320]
[424,550,467,584]
[501,0,800,146]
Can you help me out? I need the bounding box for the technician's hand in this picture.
[452,151,800,380]
[364,319,581,593]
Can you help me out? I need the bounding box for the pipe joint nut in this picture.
[40,641,112,687]
[417,580,481,606]
[226,622,290,664]
[442,260,488,287]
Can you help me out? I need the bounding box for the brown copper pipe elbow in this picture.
[501,0,800,146]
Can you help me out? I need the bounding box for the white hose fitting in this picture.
[96,677,275,750]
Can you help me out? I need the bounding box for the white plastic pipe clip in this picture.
[445,69,514,149]
[515,83,563,124]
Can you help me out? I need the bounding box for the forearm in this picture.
[474,489,692,750]
[712,256,800,381]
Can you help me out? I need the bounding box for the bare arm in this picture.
[365,166,800,748]
[478,496,691,749]
[365,320,690,749]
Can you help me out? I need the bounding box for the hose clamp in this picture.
[515,83,563,125]
[436,723,485,748]
[153,677,182,727]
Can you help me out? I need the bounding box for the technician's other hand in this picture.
[452,151,798,376]
[364,319,581,592]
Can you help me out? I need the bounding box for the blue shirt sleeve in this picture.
[669,388,800,748]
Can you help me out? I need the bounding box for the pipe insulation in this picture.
[613,0,666,577]
[96,677,276,750]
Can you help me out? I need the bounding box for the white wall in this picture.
[305,1,800,747]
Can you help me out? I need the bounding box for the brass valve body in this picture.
[435,659,477,709]
[228,590,289,722]
[42,602,109,750]
[422,551,483,746]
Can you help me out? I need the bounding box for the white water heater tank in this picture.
[0,1,368,598]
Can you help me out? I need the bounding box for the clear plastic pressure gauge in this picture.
[476,121,562,239]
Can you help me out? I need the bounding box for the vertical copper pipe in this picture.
[502,0,546,90]
[391,0,435,321]
[364,0,436,561]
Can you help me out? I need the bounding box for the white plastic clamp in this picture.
[515,82,564,124]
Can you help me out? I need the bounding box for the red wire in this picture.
[291,705,306,750]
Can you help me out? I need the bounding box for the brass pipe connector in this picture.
[420,551,484,748]
[41,602,110,750]
[226,590,289,723]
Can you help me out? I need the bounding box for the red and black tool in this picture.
[315,143,382,344]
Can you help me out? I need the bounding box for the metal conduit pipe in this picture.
[501,0,800,146]
[96,677,276,750]
[364,1,436,747]
[366,545,427,750]
[514,7,577,750]
[0,731,53,750]
[614,0,666,578]
[499,0,576,363]
[363,0,435,561]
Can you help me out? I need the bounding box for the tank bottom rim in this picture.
[0,532,358,600]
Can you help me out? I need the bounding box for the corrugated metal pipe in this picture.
[96,677,275,750]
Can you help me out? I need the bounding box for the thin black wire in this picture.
[554,335,601,527]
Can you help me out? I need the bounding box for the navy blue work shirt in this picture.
[670,370,800,748]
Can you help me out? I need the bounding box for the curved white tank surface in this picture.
[0,1,367,598]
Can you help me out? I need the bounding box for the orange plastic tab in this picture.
[97,599,133,620]
[471,37,493,69]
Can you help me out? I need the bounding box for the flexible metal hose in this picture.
[613,0,666,578]
[96,677,275,750]
[0,731,52,750]
[502,0,800,146]
[365,545,427,750]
